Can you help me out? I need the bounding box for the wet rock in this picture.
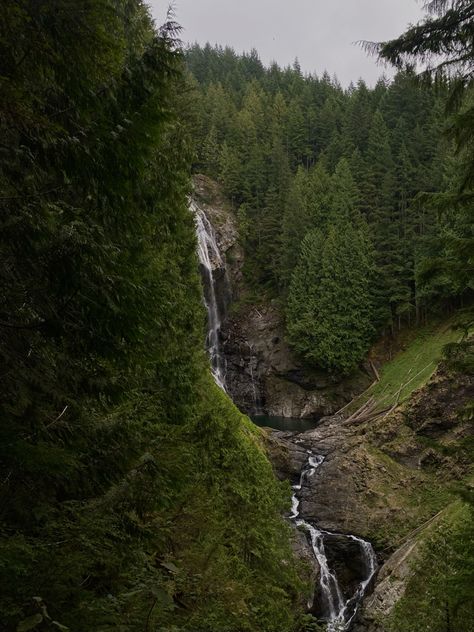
[192,174,243,285]
[263,430,308,481]
[354,538,421,632]
[291,525,320,609]
[261,360,473,631]
[222,304,371,418]
[322,534,369,596]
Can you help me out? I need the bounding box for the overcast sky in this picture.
[149,0,426,86]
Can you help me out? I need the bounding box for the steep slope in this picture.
[192,174,372,419]
[265,327,473,630]
[0,7,307,632]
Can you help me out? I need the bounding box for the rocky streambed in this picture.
[266,356,474,632]
[267,420,380,630]
[264,361,474,631]
[287,436,377,630]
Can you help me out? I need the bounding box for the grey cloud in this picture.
[149,0,426,85]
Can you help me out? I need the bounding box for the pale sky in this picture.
[149,0,426,86]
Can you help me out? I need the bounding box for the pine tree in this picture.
[279,163,331,288]
[287,98,308,166]
[219,141,242,202]
[373,0,474,320]
[202,124,220,174]
[287,160,374,374]
[365,110,398,328]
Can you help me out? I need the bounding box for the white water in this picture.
[291,450,377,631]
[249,360,260,412]
[192,201,227,390]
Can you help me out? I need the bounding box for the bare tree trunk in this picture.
[445,599,451,632]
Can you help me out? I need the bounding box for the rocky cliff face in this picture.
[264,361,474,630]
[222,302,371,418]
[192,174,371,418]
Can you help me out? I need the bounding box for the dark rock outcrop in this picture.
[222,303,371,418]
[193,174,372,419]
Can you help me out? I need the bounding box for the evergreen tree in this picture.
[287,160,374,374]
[202,124,220,174]
[365,110,400,328]
[280,163,331,288]
[185,41,464,351]
[373,0,474,317]
[219,141,242,202]
[0,5,306,631]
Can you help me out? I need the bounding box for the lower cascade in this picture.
[291,448,377,631]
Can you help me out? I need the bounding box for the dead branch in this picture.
[370,359,380,381]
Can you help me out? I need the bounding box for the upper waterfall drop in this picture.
[192,199,228,391]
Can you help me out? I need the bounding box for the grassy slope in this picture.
[335,318,474,629]
[347,319,461,415]
[330,317,473,551]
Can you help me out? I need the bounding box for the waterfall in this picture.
[192,200,227,390]
[291,450,377,631]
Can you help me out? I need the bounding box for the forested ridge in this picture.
[186,43,472,373]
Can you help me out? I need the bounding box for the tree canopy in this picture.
[186,42,469,373]
[0,3,306,630]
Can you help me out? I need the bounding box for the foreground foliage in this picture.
[0,2,305,630]
[387,500,474,632]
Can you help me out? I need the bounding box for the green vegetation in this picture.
[1,0,472,631]
[387,501,474,632]
[0,2,306,631]
[348,320,461,414]
[186,39,472,375]
[374,0,474,330]
[371,7,474,627]
[287,160,374,374]
[363,442,457,549]
[358,327,474,626]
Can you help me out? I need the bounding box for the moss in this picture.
[386,501,474,632]
[347,319,461,415]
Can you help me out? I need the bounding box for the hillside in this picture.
[266,328,474,631]
[0,5,307,631]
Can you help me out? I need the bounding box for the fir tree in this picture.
[287,160,374,374]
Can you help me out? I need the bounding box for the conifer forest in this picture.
[0,2,473,632]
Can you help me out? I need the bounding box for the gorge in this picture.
[193,175,474,632]
[193,184,379,630]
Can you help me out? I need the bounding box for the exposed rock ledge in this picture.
[353,538,420,631]
[192,174,372,419]
[263,362,473,629]
[222,304,371,418]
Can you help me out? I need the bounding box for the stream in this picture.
[193,202,378,629]
[290,445,377,631]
